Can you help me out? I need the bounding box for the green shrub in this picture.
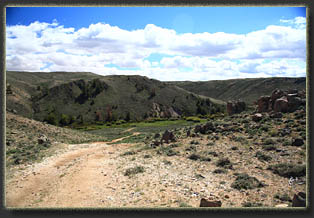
[190,140,199,145]
[185,145,196,151]
[60,114,70,126]
[185,116,202,123]
[200,156,211,162]
[262,144,276,151]
[274,193,291,202]
[122,151,136,156]
[206,142,215,146]
[44,113,58,125]
[255,151,272,162]
[269,129,279,137]
[264,138,275,145]
[260,125,269,132]
[124,166,145,177]
[242,202,264,207]
[189,153,200,160]
[143,154,151,159]
[163,160,172,165]
[216,158,233,169]
[213,168,227,174]
[179,201,192,207]
[157,146,178,156]
[208,151,218,157]
[267,163,306,178]
[282,140,291,146]
[231,173,266,190]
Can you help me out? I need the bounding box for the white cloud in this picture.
[280,16,306,29]
[6,17,306,81]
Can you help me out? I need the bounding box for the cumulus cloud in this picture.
[6,17,306,81]
[280,16,306,29]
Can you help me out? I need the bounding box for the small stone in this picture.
[252,113,263,122]
[275,204,289,208]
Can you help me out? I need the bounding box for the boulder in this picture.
[252,113,263,122]
[274,96,289,113]
[271,89,286,102]
[287,89,298,94]
[187,130,191,137]
[160,130,176,144]
[292,192,306,207]
[151,140,160,148]
[257,96,271,113]
[200,198,222,207]
[194,122,214,134]
[269,112,283,118]
[38,134,50,145]
[292,138,304,147]
[287,95,303,112]
[227,100,246,115]
[154,133,161,139]
[279,128,291,137]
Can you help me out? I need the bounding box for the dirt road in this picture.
[5,138,219,208]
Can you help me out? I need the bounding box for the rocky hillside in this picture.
[6,112,107,166]
[6,71,101,118]
[168,77,306,104]
[6,71,225,125]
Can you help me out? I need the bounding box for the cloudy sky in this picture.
[6,7,306,81]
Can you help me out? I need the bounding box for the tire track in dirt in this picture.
[5,140,134,208]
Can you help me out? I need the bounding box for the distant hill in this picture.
[6,71,306,125]
[6,71,102,118]
[167,77,306,104]
[6,71,225,125]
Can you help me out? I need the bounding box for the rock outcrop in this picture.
[256,89,305,113]
[257,96,271,113]
[150,102,180,119]
[227,100,246,115]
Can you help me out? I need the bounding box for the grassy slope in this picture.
[6,71,102,117]
[168,77,306,104]
[7,71,225,123]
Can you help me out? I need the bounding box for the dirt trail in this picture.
[109,132,140,143]
[5,141,134,208]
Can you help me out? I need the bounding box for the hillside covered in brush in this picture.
[6,71,225,125]
[168,77,306,104]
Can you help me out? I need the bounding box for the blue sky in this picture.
[6,7,306,81]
